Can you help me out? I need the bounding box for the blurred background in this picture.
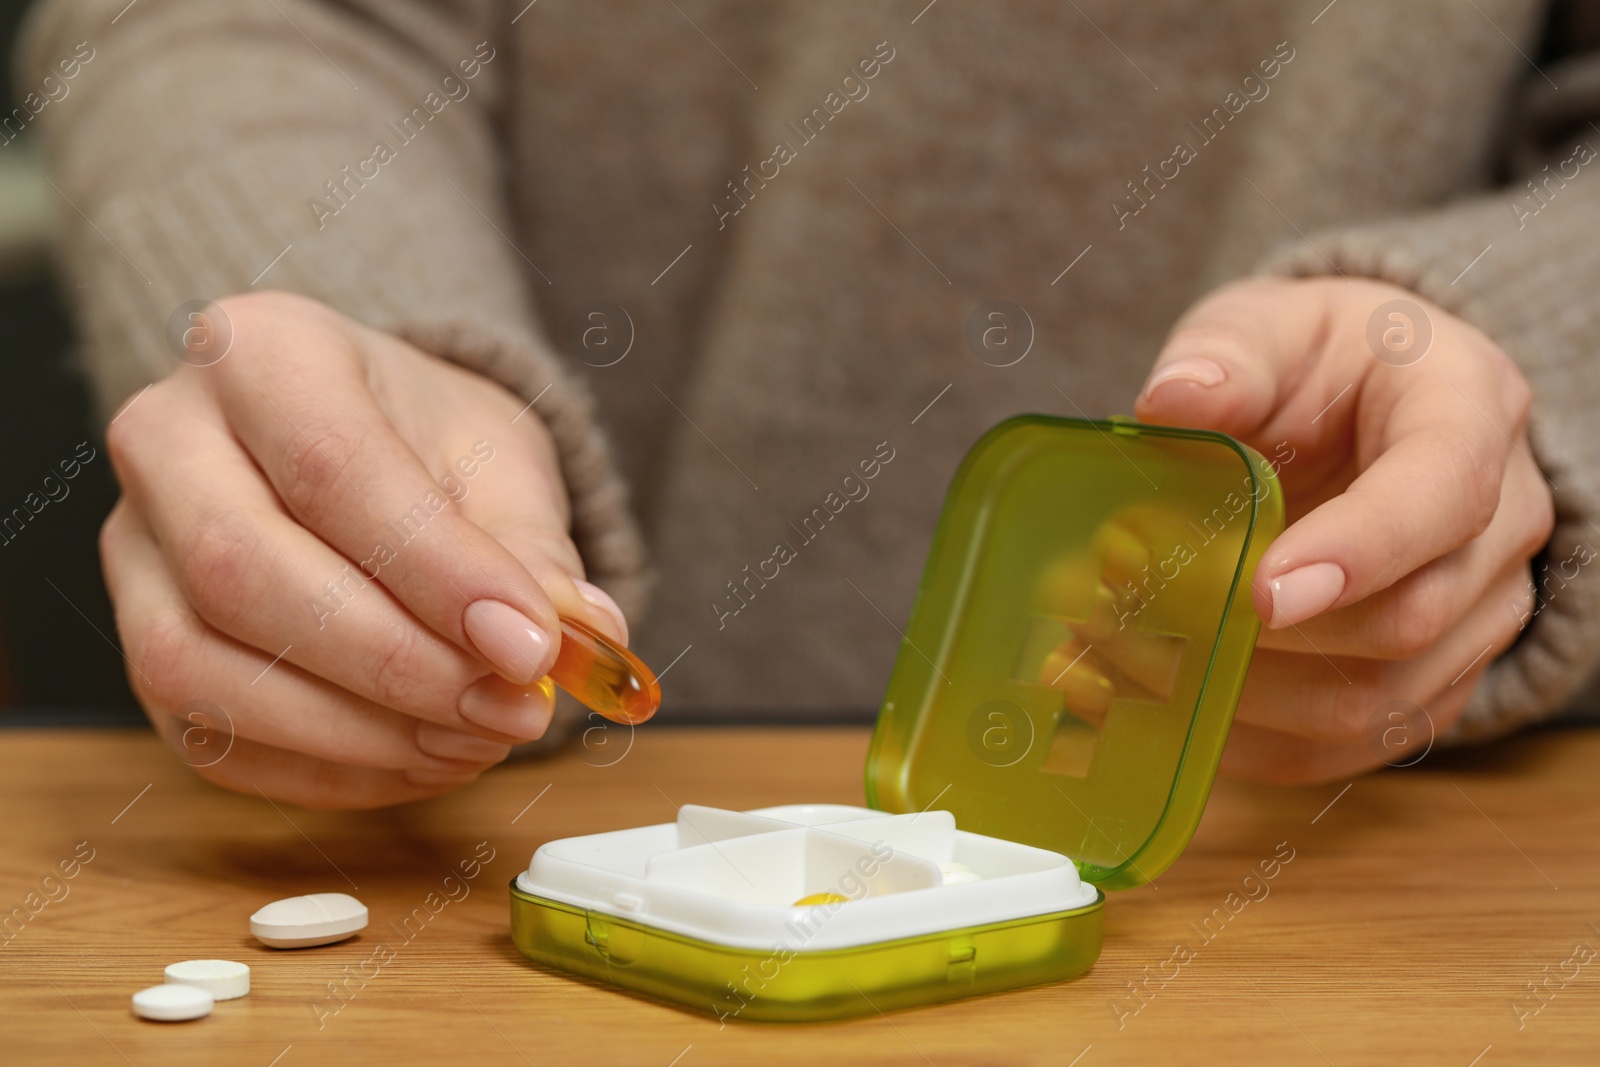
[0,0,137,723]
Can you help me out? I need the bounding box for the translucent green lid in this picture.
[866,415,1285,890]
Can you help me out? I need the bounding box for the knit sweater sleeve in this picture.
[1254,46,1600,743]
[15,0,648,617]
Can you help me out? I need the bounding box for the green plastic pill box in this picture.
[512,416,1286,1021]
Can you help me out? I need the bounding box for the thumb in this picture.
[1133,277,1325,438]
[475,511,631,647]
[455,432,631,647]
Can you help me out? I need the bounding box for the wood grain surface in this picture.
[1,724,1597,1065]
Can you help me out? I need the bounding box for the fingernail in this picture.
[415,721,512,764]
[463,600,551,684]
[1267,562,1347,629]
[573,579,629,643]
[1142,357,1227,400]
[403,767,484,789]
[457,675,557,740]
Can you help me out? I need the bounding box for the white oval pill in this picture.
[132,983,213,1021]
[164,959,250,1000]
[250,892,368,949]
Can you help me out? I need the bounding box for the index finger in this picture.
[213,294,576,685]
[1253,313,1528,629]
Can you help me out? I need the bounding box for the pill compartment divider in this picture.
[642,827,943,907]
[674,805,804,847]
[750,808,958,864]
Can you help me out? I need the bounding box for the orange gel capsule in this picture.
[547,617,660,725]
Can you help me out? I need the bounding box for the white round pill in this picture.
[164,960,250,1000]
[250,892,368,949]
[132,983,213,1021]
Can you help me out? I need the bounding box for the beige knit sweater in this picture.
[19,0,1600,738]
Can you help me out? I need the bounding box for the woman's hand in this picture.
[101,291,628,808]
[1136,276,1553,784]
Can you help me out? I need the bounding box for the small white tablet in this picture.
[164,959,250,1000]
[132,983,213,1021]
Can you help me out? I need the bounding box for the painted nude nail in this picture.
[415,721,512,764]
[1142,357,1227,400]
[573,579,629,643]
[457,675,557,741]
[463,600,551,684]
[1267,562,1347,629]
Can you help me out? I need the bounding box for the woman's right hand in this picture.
[101,291,629,808]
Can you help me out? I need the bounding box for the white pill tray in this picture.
[510,804,1105,1020]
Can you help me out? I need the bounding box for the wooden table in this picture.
[1,724,1597,1065]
